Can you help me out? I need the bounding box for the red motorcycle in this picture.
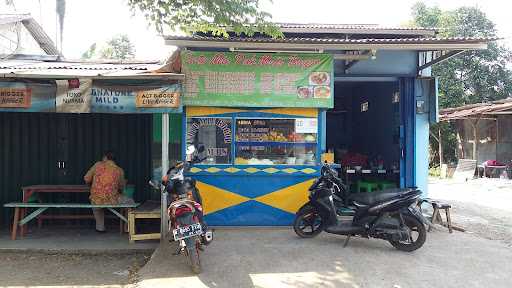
[151,145,212,274]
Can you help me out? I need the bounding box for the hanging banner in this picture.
[135,88,180,108]
[54,81,182,113]
[182,51,334,108]
[56,79,92,113]
[0,86,31,108]
[0,81,55,112]
[1,80,182,113]
[88,83,181,113]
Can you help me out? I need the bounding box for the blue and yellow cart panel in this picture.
[184,106,324,226]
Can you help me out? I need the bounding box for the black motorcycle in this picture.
[293,163,428,252]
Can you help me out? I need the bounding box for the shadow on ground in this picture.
[138,228,512,288]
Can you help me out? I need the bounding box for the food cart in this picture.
[181,51,333,225]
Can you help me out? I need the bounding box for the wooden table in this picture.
[477,165,507,178]
[22,185,90,202]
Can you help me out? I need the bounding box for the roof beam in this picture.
[417,50,464,73]
[165,39,489,51]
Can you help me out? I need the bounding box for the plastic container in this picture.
[123,185,135,199]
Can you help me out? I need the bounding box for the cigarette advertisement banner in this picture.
[1,79,182,113]
[182,51,334,108]
[56,79,93,113]
[0,81,55,112]
[87,83,181,113]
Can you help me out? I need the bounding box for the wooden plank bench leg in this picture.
[128,211,135,244]
[429,206,440,232]
[11,207,20,240]
[445,208,453,233]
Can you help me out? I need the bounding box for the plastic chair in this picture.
[357,181,379,193]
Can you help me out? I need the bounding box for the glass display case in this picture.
[234,118,318,165]
[186,115,319,166]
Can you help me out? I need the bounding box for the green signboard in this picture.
[182,51,333,108]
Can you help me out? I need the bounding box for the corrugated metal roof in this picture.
[0,59,184,79]
[165,35,497,45]
[274,22,437,31]
[440,98,512,120]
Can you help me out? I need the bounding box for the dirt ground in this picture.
[0,252,150,287]
[428,178,512,248]
[2,178,512,287]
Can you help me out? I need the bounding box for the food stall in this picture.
[181,51,333,226]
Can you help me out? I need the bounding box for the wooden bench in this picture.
[128,200,161,243]
[4,202,139,240]
[419,199,465,233]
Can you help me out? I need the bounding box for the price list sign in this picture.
[182,51,333,108]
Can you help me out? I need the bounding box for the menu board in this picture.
[182,51,333,108]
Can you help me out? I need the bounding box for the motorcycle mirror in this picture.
[186,145,196,156]
[148,180,160,190]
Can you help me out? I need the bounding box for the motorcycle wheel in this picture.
[389,214,426,252]
[185,237,201,274]
[293,205,324,238]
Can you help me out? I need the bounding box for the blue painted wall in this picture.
[346,50,417,76]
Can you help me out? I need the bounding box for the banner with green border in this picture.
[182,51,333,108]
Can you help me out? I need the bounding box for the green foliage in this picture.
[100,34,136,60]
[428,166,441,178]
[81,43,97,60]
[412,3,512,109]
[412,3,512,164]
[429,121,458,166]
[81,35,135,60]
[127,0,283,38]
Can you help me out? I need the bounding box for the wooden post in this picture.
[438,126,443,165]
[11,207,20,240]
[471,118,480,161]
[456,120,465,159]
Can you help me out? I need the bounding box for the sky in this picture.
[3,0,512,60]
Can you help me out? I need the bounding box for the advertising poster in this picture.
[0,81,55,112]
[56,79,92,113]
[182,51,334,108]
[89,83,182,113]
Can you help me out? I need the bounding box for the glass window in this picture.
[186,117,232,164]
[235,118,318,165]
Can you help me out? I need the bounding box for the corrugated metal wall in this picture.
[0,112,153,228]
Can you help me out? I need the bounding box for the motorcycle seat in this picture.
[348,188,418,206]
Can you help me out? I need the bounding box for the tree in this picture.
[411,3,512,166]
[126,0,282,38]
[412,2,512,108]
[81,43,97,60]
[81,34,136,60]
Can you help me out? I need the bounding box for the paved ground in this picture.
[2,179,512,287]
[138,228,512,288]
[429,178,512,248]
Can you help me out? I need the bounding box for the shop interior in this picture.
[327,81,402,193]
[0,112,155,227]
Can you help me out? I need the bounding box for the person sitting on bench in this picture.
[84,150,131,232]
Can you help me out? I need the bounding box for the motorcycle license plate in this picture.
[173,223,202,241]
